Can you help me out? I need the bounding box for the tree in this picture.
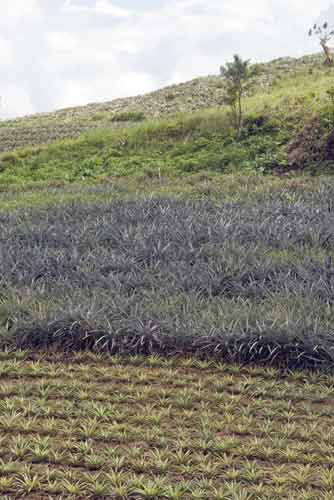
[220,55,254,138]
[309,22,334,65]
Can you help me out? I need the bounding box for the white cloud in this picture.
[0,37,15,69]
[1,86,35,119]
[0,0,41,28]
[58,71,156,108]
[94,0,132,17]
[47,32,78,53]
[62,0,131,17]
[1,0,334,119]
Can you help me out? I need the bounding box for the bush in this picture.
[110,111,146,122]
[0,152,20,166]
[91,112,107,122]
[165,91,176,101]
[243,150,288,173]
[72,157,104,180]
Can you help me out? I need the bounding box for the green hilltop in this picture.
[0,52,334,200]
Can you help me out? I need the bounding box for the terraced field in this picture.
[0,352,332,499]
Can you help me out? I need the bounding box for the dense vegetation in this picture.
[1,54,334,189]
[0,54,332,372]
[0,179,332,371]
[1,52,334,497]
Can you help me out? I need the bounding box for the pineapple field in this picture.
[0,182,333,371]
[0,352,333,499]
[1,52,334,498]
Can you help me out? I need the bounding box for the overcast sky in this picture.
[2,0,334,118]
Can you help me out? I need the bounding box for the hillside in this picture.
[1,52,334,193]
[0,53,326,153]
[2,52,334,498]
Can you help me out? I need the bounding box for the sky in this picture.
[2,0,334,118]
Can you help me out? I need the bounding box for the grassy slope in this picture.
[0,75,226,153]
[0,53,334,194]
[0,53,325,148]
[0,351,334,499]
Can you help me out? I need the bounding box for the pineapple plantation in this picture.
[1,53,334,497]
[0,352,333,499]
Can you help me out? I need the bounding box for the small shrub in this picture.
[243,150,288,173]
[242,113,282,139]
[215,80,224,89]
[165,91,176,101]
[91,112,107,122]
[0,152,20,166]
[140,167,163,181]
[110,111,146,122]
[72,157,104,180]
[179,159,202,173]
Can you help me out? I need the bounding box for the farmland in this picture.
[0,179,332,371]
[0,352,333,499]
[1,176,334,498]
[1,52,334,497]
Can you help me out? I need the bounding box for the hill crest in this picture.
[0,52,324,153]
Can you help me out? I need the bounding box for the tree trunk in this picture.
[321,40,333,65]
[237,91,243,138]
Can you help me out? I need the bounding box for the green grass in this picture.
[92,110,146,123]
[0,54,334,190]
[0,110,235,186]
[0,352,333,498]
[0,170,322,212]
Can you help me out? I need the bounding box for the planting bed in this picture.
[0,352,333,498]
